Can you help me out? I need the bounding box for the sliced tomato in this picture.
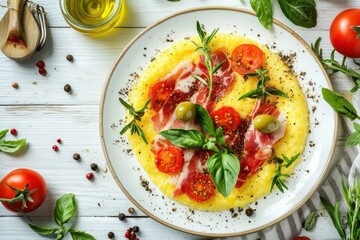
[183,174,215,202]
[149,80,175,112]
[210,106,241,132]
[155,147,184,174]
[231,44,264,75]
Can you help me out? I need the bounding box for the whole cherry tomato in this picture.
[0,169,47,213]
[330,8,360,58]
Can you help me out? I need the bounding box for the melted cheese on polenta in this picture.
[126,33,309,211]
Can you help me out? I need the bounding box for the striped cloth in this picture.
[220,92,359,240]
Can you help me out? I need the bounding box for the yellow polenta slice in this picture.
[126,33,309,211]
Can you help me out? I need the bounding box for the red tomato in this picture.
[293,237,311,240]
[149,80,175,112]
[210,106,241,132]
[155,147,184,174]
[330,8,360,58]
[0,169,47,213]
[231,44,264,75]
[183,174,215,202]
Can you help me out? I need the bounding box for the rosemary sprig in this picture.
[192,21,225,101]
[270,153,300,193]
[119,97,151,144]
[311,37,360,92]
[238,68,288,101]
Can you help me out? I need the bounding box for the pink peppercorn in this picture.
[86,173,94,180]
[52,145,59,151]
[10,128,17,135]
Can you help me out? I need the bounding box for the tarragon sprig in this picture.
[119,97,151,144]
[312,37,360,92]
[270,153,300,192]
[192,21,225,101]
[238,68,288,101]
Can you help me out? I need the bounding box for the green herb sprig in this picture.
[0,129,26,153]
[119,97,151,144]
[192,21,225,101]
[303,211,318,231]
[270,153,300,192]
[312,38,360,92]
[238,68,288,101]
[160,104,240,197]
[28,193,95,240]
[320,177,360,240]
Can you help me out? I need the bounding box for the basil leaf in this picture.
[69,230,96,240]
[195,104,215,136]
[250,0,273,30]
[215,127,226,147]
[322,88,359,120]
[0,129,8,140]
[347,124,360,146]
[303,211,317,231]
[56,232,65,240]
[278,0,317,28]
[203,137,219,152]
[54,193,77,227]
[160,129,206,149]
[28,222,58,236]
[208,152,240,197]
[0,139,26,153]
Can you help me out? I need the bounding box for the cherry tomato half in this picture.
[0,169,47,213]
[293,237,311,240]
[231,44,264,75]
[149,80,175,112]
[210,106,241,132]
[330,8,360,58]
[183,174,215,202]
[155,147,184,174]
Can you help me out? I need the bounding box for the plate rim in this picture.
[99,6,339,237]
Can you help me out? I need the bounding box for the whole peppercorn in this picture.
[38,68,47,75]
[245,207,254,217]
[10,128,17,135]
[11,82,19,89]
[36,60,45,68]
[64,84,72,93]
[107,231,115,239]
[66,54,74,62]
[52,145,59,151]
[57,138,62,144]
[132,226,140,233]
[86,172,94,180]
[73,153,81,160]
[90,163,98,171]
[118,213,126,221]
[128,207,135,214]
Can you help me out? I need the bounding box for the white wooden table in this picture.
[0,1,359,239]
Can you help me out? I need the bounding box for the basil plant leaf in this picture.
[195,104,215,136]
[0,129,8,140]
[278,0,317,28]
[28,222,58,236]
[347,125,360,146]
[203,137,219,152]
[322,88,359,120]
[69,230,96,240]
[250,0,273,30]
[0,139,26,153]
[54,193,77,227]
[215,127,226,147]
[160,129,206,149]
[208,152,240,197]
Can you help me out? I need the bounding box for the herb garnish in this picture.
[192,21,225,101]
[238,68,288,101]
[28,193,95,240]
[347,123,360,146]
[303,211,317,231]
[322,88,360,121]
[320,177,360,240]
[0,129,26,153]
[312,38,360,92]
[160,104,240,197]
[119,97,151,144]
[270,153,300,192]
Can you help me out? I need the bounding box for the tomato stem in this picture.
[0,183,37,210]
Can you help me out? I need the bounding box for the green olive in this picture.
[253,114,280,133]
[175,101,196,122]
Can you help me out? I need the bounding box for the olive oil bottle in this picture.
[60,0,125,35]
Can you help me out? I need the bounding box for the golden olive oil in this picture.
[64,0,124,34]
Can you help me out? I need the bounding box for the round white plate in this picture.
[100,7,337,237]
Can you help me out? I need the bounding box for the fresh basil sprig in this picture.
[238,68,288,101]
[160,104,240,197]
[322,88,360,121]
[119,97,151,144]
[192,21,225,101]
[28,193,95,240]
[270,153,299,192]
[0,129,26,153]
[312,38,360,92]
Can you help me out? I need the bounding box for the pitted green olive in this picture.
[253,114,280,133]
[175,101,196,122]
